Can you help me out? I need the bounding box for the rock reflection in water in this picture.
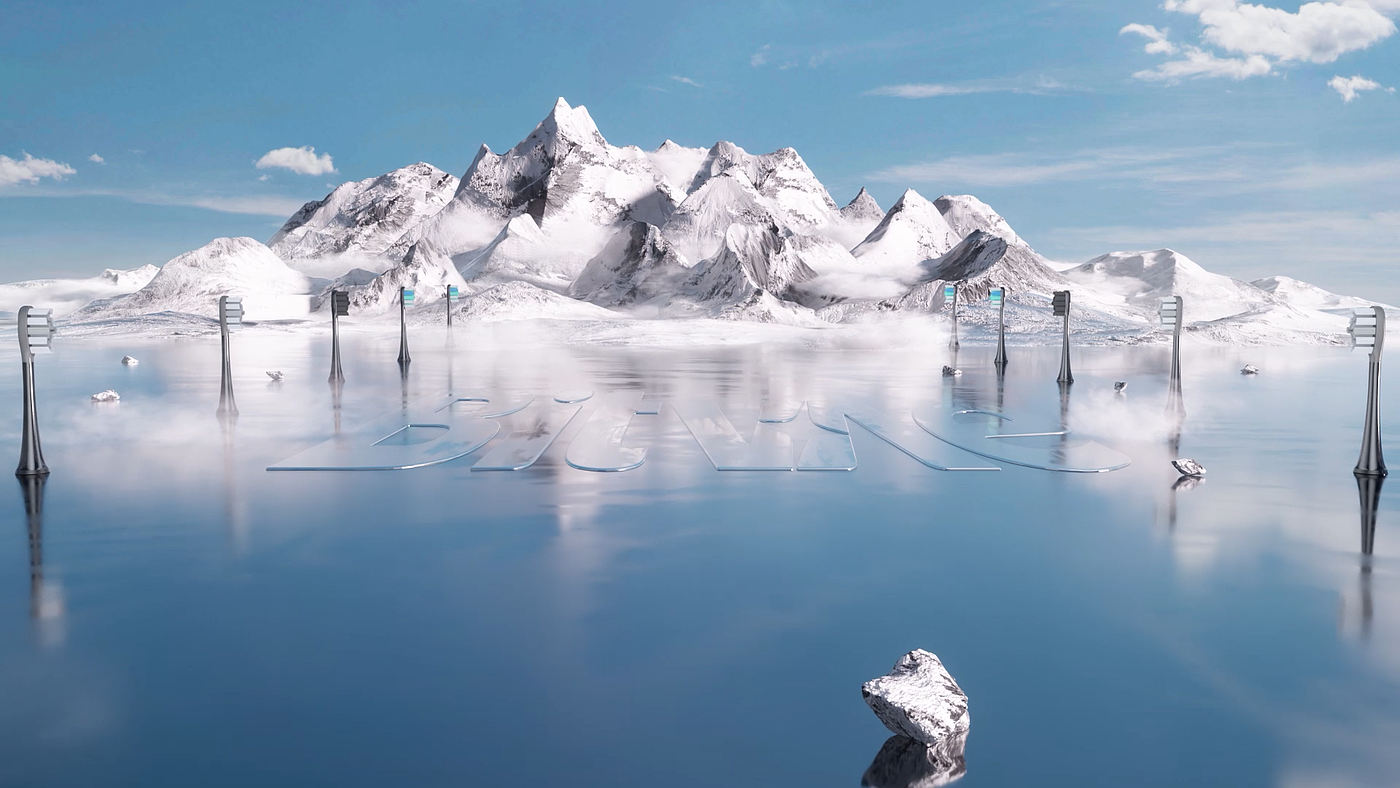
[861,734,966,788]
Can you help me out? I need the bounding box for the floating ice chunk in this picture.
[121,355,139,366]
[1241,365,1259,375]
[266,371,284,381]
[941,366,961,377]
[862,650,970,748]
[91,389,120,403]
[862,734,967,788]
[1114,381,1127,393]
[1172,458,1206,477]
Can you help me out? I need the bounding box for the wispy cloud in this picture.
[1329,74,1394,102]
[750,44,771,67]
[670,75,703,88]
[866,75,1080,99]
[0,153,76,186]
[87,154,104,164]
[255,146,336,176]
[1132,46,1272,81]
[5,186,307,217]
[867,147,1248,188]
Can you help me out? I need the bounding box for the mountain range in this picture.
[4,97,1380,345]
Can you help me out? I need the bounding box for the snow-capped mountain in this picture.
[672,222,819,325]
[268,163,459,277]
[68,237,313,323]
[10,96,1379,345]
[1253,275,1377,313]
[660,167,776,265]
[569,221,690,307]
[822,188,885,249]
[0,265,159,318]
[682,141,838,232]
[1065,249,1279,323]
[850,189,962,279]
[402,98,671,273]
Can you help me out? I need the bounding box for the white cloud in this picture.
[1124,1,1397,83]
[1121,23,1179,54]
[1164,0,1396,64]
[87,154,104,164]
[670,75,703,88]
[258,174,271,181]
[866,83,996,98]
[866,76,1081,99]
[1329,74,1394,101]
[254,146,336,176]
[1133,45,1273,80]
[867,146,1264,188]
[750,44,771,67]
[0,153,76,186]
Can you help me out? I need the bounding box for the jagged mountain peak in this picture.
[841,188,884,221]
[934,194,1025,247]
[526,97,609,153]
[569,221,690,307]
[268,162,459,276]
[851,188,960,273]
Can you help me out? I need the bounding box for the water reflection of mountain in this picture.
[861,735,966,788]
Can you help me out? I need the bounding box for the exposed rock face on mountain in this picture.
[825,188,886,248]
[1066,249,1278,323]
[934,194,1026,247]
[70,237,312,321]
[26,96,1378,345]
[682,222,816,304]
[269,163,458,276]
[569,221,690,307]
[684,141,838,231]
[346,239,467,313]
[646,140,709,201]
[851,190,962,278]
[404,98,672,273]
[660,167,777,264]
[451,280,618,323]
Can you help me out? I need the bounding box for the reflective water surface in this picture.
[0,324,1395,787]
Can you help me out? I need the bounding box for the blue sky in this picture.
[2,0,1398,301]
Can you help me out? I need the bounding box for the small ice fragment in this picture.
[121,355,139,366]
[91,389,120,403]
[1172,458,1206,477]
[862,649,969,748]
[1114,381,1127,393]
[1240,365,1259,375]
[941,366,962,377]
[266,371,284,381]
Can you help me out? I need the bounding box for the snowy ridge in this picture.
[569,221,690,307]
[268,163,458,277]
[12,97,1381,345]
[67,238,313,323]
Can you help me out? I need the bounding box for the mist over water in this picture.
[0,326,1395,786]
